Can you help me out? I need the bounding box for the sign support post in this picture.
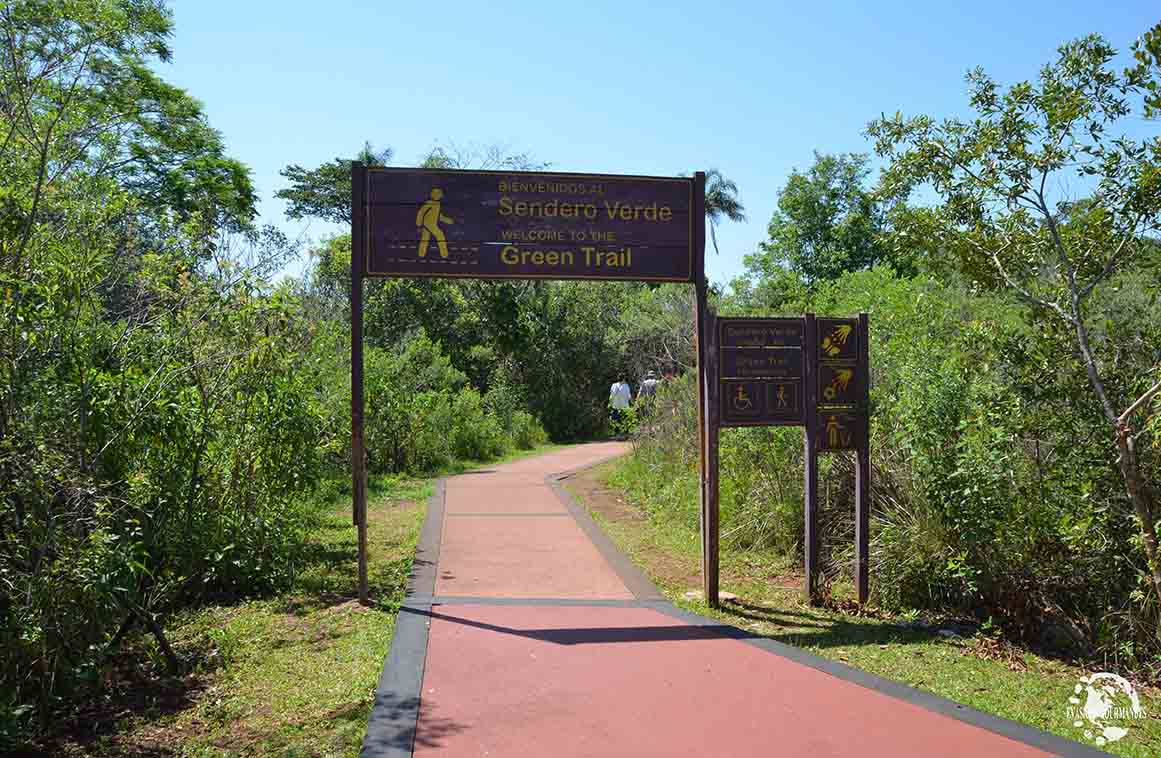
[692,172,719,607]
[803,313,820,604]
[706,316,720,608]
[855,312,870,604]
[351,162,369,605]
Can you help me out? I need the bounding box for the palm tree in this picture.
[703,169,746,255]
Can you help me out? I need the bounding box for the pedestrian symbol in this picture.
[821,413,857,450]
[416,188,455,258]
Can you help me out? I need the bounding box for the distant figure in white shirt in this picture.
[635,370,659,429]
[609,377,632,438]
[637,370,659,402]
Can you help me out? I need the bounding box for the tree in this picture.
[702,168,746,255]
[867,33,1161,606]
[0,4,303,729]
[1129,21,1161,117]
[747,152,888,284]
[0,0,256,248]
[276,142,392,224]
[276,141,545,225]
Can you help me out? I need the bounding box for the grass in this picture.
[567,458,1161,758]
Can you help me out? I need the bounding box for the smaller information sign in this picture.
[718,317,805,427]
[710,312,872,608]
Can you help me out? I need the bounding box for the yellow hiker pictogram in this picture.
[822,368,853,401]
[824,414,854,448]
[732,384,753,411]
[825,415,842,447]
[776,383,788,408]
[416,188,455,258]
[821,324,853,357]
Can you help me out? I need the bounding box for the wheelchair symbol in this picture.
[732,384,754,412]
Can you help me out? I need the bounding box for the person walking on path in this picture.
[637,370,659,402]
[609,377,632,438]
[635,370,659,431]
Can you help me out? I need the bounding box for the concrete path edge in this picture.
[361,479,444,758]
[361,448,1105,758]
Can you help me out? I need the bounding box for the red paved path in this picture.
[411,443,1055,757]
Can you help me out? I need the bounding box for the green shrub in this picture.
[618,266,1159,664]
[510,411,549,449]
[450,389,508,461]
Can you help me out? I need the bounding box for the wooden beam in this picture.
[855,312,870,604]
[705,306,720,608]
[351,161,369,606]
[803,312,820,605]
[692,171,719,607]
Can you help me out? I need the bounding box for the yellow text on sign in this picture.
[499,197,674,222]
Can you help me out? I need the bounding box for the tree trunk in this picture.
[1115,423,1161,604]
[141,610,181,674]
[1064,281,1161,609]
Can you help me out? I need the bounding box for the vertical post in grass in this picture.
[705,304,720,608]
[693,170,718,607]
[855,312,870,604]
[803,312,820,605]
[351,161,370,606]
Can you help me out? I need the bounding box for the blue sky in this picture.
[162,1,1158,285]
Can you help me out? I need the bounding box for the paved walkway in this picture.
[363,443,1098,757]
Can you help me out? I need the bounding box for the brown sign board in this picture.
[717,317,806,427]
[361,168,693,281]
[710,313,871,607]
[721,380,803,427]
[817,318,858,361]
[720,318,804,348]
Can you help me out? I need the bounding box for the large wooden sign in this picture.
[349,164,706,608]
[358,168,694,281]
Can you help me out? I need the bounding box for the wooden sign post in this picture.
[811,315,871,604]
[714,313,870,607]
[350,164,706,605]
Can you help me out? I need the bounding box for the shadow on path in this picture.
[715,599,942,651]
[406,606,756,645]
[361,693,468,753]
